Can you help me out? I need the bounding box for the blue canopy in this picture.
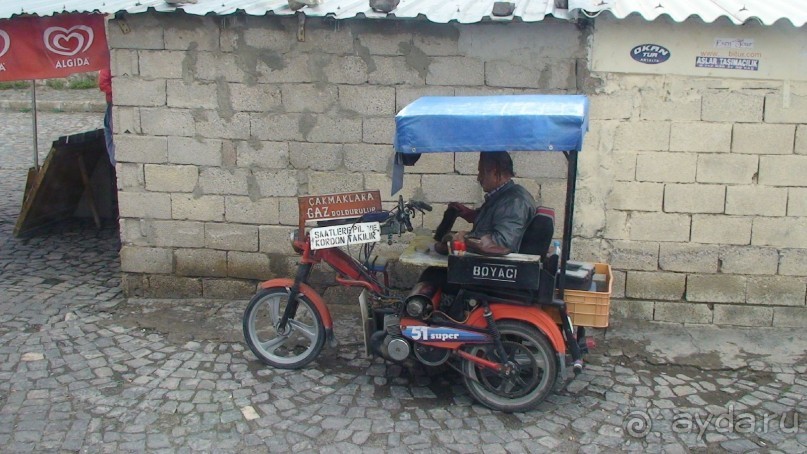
[394,95,589,154]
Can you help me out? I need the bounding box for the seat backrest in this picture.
[518,206,555,257]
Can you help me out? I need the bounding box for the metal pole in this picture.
[31,80,39,169]
[558,150,578,299]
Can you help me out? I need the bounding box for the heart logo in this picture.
[0,30,9,58]
[43,25,94,56]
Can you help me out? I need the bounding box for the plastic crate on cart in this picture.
[564,263,612,328]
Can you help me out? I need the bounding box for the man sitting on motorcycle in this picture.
[422,151,536,319]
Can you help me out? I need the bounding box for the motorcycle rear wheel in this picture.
[461,320,557,413]
[243,287,326,369]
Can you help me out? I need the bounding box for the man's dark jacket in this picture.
[469,180,536,251]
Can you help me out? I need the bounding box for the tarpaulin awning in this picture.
[0,13,109,81]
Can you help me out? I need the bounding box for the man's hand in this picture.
[448,202,477,223]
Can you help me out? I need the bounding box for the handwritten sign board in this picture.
[298,190,382,224]
[309,222,381,250]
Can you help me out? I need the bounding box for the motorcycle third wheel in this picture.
[461,320,558,413]
[243,287,326,369]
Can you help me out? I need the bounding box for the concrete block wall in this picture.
[577,74,807,327]
[111,13,584,300]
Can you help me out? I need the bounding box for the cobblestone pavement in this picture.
[1,111,806,453]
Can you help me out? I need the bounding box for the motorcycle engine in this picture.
[403,281,437,320]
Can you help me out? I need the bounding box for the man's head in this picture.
[477,152,514,192]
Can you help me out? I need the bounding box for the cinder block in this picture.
[281,84,336,113]
[409,153,455,175]
[670,122,731,152]
[164,16,220,51]
[113,78,166,107]
[237,141,289,169]
[166,80,218,109]
[659,243,719,273]
[288,142,341,171]
[146,275,203,298]
[194,111,250,140]
[609,299,653,321]
[356,26,412,55]
[691,215,751,245]
[603,211,629,240]
[369,57,424,85]
[363,117,396,145]
[116,163,144,190]
[343,144,392,173]
[229,83,282,112]
[627,212,691,242]
[713,305,773,327]
[719,246,779,275]
[111,49,139,77]
[732,124,795,155]
[121,273,146,297]
[654,302,713,324]
[108,16,164,50]
[259,226,296,255]
[422,175,482,203]
[198,168,249,195]
[277,197,299,226]
[254,170,299,197]
[305,116,363,143]
[228,252,271,280]
[321,55,368,85]
[308,172,364,195]
[172,195,224,222]
[663,184,725,214]
[570,238,608,263]
[168,137,222,166]
[611,270,626,299]
[702,92,763,122]
[339,86,395,116]
[746,276,806,306]
[427,57,484,86]
[151,220,205,247]
[752,217,807,248]
[613,152,637,181]
[759,156,807,186]
[395,86,455,111]
[765,94,807,123]
[140,108,195,137]
[242,24,292,53]
[144,164,198,192]
[625,271,686,301]
[779,248,807,276]
[486,59,576,89]
[206,223,258,252]
[250,114,305,142]
[607,240,659,271]
[412,25,459,56]
[139,50,185,79]
[796,125,807,155]
[196,52,248,83]
[364,174,421,203]
[175,248,227,277]
[589,94,634,120]
[772,307,807,328]
[203,279,257,299]
[225,196,279,225]
[120,246,172,273]
[118,192,171,219]
[696,154,758,184]
[640,95,700,121]
[614,122,670,152]
[686,274,746,303]
[513,153,568,180]
[115,135,168,164]
[113,107,141,134]
[295,21,354,54]
[725,186,787,216]
[607,182,663,211]
[636,153,696,183]
[790,188,807,216]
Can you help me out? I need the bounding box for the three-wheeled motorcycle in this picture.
[243,95,605,412]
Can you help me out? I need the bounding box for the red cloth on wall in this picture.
[98,68,112,103]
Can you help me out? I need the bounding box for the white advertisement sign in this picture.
[310,222,381,250]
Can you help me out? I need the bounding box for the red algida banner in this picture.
[0,13,110,82]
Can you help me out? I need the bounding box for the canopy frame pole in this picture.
[31,80,39,169]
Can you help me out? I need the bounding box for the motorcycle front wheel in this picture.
[243,287,326,369]
[461,320,557,413]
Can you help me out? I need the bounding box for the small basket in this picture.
[564,263,612,328]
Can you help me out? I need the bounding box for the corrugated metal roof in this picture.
[1,0,804,26]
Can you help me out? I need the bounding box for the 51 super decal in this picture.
[403,326,489,343]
